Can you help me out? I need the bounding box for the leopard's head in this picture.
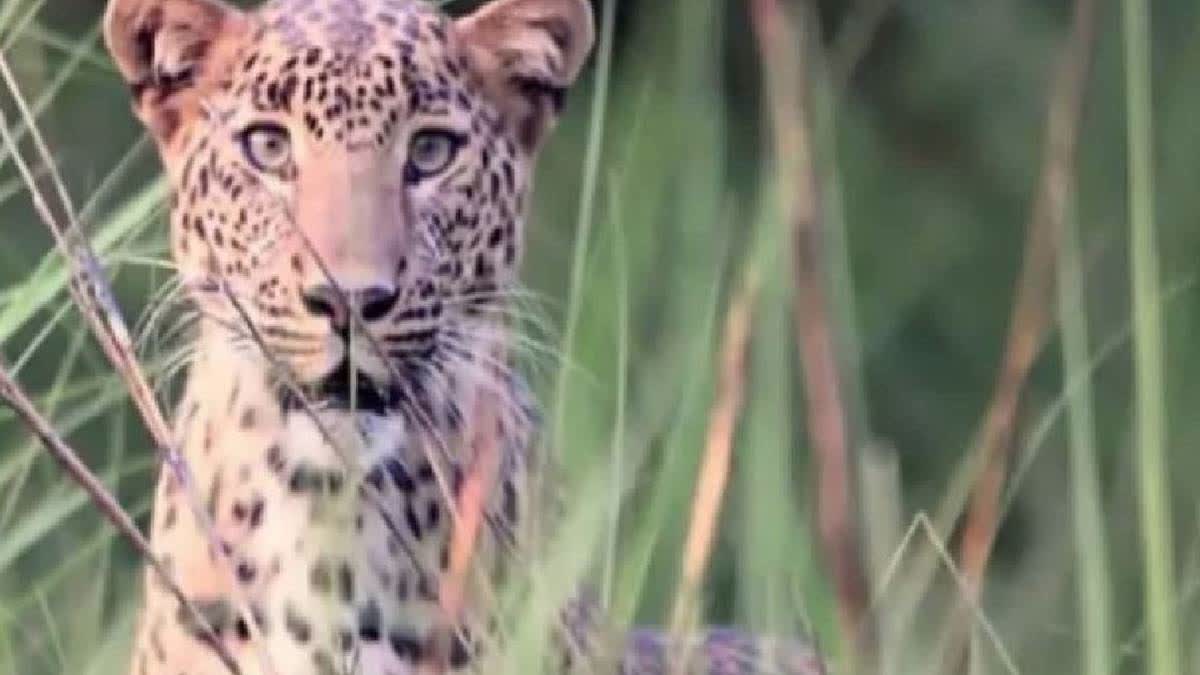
[103,0,593,413]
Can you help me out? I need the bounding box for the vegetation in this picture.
[0,0,1196,673]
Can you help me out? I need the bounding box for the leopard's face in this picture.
[169,4,528,406]
[105,0,594,412]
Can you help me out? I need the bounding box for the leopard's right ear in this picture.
[103,0,249,150]
[455,0,594,151]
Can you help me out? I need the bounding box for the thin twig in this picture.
[672,272,759,630]
[0,362,239,675]
[954,0,1098,627]
[950,0,1098,667]
[426,385,503,675]
[749,0,874,664]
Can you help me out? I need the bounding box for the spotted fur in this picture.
[105,0,588,673]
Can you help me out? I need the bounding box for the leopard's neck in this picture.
[141,330,525,672]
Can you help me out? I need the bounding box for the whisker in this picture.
[260,343,325,358]
[437,325,568,378]
[134,274,184,336]
[258,324,324,344]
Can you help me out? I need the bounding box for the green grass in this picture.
[1123,0,1179,672]
[0,0,1199,674]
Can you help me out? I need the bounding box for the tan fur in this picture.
[104,1,590,673]
[104,0,251,148]
[456,0,595,148]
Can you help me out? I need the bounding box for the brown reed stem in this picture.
[423,349,511,675]
[748,0,873,665]
[0,363,241,675]
[951,0,1098,666]
[672,272,759,632]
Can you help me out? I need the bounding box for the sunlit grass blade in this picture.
[1122,0,1179,672]
[551,0,616,457]
[601,180,629,608]
[1057,195,1113,675]
[609,278,723,625]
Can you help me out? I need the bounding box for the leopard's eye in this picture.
[239,123,292,173]
[405,129,463,183]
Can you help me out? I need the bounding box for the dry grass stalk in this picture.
[0,362,241,674]
[0,54,275,675]
[671,272,759,635]
[422,367,506,674]
[748,0,873,663]
[952,0,1098,665]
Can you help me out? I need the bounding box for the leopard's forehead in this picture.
[257,0,445,53]
[217,0,479,149]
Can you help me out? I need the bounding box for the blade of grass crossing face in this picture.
[1121,0,1179,673]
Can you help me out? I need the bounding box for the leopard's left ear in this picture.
[103,0,250,152]
[454,0,595,150]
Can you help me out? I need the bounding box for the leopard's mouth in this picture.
[279,358,406,415]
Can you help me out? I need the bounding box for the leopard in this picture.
[101,0,826,674]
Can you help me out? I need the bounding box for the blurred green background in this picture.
[0,0,1197,673]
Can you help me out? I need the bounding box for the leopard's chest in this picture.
[141,394,517,674]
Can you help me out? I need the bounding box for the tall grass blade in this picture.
[1057,196,1113,675]
[749,0,872,661]
[551,0,616,457]
[1122,0,1179,671]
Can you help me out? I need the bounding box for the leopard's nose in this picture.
[301,284,400,327]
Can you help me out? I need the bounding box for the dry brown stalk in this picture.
[952,0,1097,666]
[0,362,241,674]
[672,272,759,633]
[748,0,873,664]
[421,369,506,675]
